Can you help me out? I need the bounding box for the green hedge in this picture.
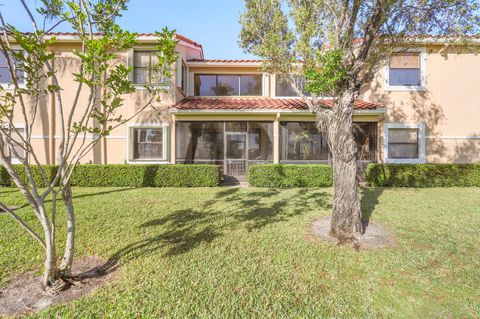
[248,164,333,187]
[0,164,220,188]
[0,165,58,187]
[365,163,480,187]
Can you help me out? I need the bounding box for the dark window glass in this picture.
[248,122,273,161]
[275,74,306,97]
[181,63,187,92]
[0,51,24,84]
[194,74,216,96]
[194,74,262,96]
[133,128,164,159]
[216,75,239,96]
[176,122,224,162]
[240,74,262,95]
[280,122,328,161]
[389,69,421,86]
[388,128,419,159]
[353,122,377,161]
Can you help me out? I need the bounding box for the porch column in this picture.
[273,113,280,164]
[170,115,176,164]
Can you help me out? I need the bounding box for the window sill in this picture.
[384,85,425,92]
[385,158,425,164]
[133,84,170,90]
[127,159,170,164]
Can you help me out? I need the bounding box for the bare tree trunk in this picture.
[59,183,75,276]
[39,206,59,289]
[328,90,362,243]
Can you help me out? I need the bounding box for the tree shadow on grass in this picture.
[107,188,332,263]
[0,188,138,214]
[360,187,384,233]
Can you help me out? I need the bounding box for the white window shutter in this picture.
[127,49,134,82]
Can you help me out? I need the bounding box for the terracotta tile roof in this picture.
[25,32,203,48]
[172,97,382,111]
[188,59,264,63]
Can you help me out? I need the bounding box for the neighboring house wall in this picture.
[360,44,480,163]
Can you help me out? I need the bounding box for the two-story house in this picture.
[3,33,480,181]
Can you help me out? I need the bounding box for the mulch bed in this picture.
[0,256,118,317]
[308,216,397,249]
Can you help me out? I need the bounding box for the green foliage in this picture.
[0,164,221,188]
[248,164,332,187]
[365,164,480,187]
[240,0,480,95]
[304,50,348,96]
[70,165,147,187]
[0,165,58,187]
[150,165,221,187]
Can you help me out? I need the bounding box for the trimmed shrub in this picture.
[248,164,333,187]
[365,163,480,187]
[0,164,221,188]
[0,165,58,187]
[70,165,147,187]
[151,165,221,187]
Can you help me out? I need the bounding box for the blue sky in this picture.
[0,0,256,59]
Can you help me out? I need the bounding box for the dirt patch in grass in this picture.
[0,256,118,317]
[308,216,397,249]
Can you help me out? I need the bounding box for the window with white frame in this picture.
[0,50,24,85]
[384,123,425,163]
[387,52,425,89]
[0,126,26,164]
[133,50,168,85]
[129,125,168,161]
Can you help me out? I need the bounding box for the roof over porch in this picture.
[170,97,385,114]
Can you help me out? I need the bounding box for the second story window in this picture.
[388,53,421,87]
[133,50,167,85]
[0,50,24,85]
[194,74,262,96]
[275,74,307,97]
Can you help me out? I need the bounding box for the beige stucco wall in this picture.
[8,40,201,165]
[360,44,480,163]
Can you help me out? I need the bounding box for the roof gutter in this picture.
[187,62,263,68]
[170,108,387,115]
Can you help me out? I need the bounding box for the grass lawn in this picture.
[1,187,479,318]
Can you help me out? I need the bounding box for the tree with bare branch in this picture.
[0,0,177,292]
[240,0,480,244]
